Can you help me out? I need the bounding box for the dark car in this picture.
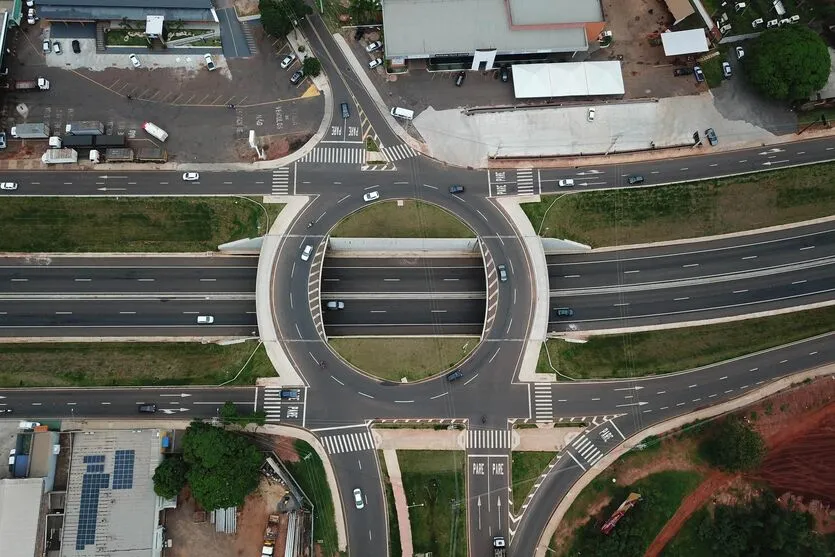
[555,307,574,318]
[705,127,718,146]
[290,70,304,85]
[138,403,157,413]
[449,185,464,194]
[455,71,466,87]
[340,102,350,119]
[673,67,691,77]
[694,66,705,83]
[280,389,300,400]
[354,27,364,40]
[627,175,645,185]
[71,40,80,54]
[446,369,464,382]
[500,66,509,82]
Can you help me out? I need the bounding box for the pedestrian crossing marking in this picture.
[534,383,553,422]
[468,429,512,450]
[262,386,302,423]
[382,144,417,162]
[241,22,259,55]
[517,168,535,196]
[570,434,604,467]
[271,167,290,195]
[299,147,365,165]
[321,429,375,454]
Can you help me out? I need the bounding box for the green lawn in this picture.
[701,56,724,88]
[398,450,467,557]
[0,342,274,387]
[523,162,835,247]
[331,200,475,238]
[329,337,479,382]
[0,197,281,252]
[284,440,341,557]
[510,451,555,509]
[378,451,402,557]
[539,305,835,380]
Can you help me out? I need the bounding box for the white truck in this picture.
[142,121,169,142]
[41,148,78,164]
[1,77,50,91]
[11,122,50,139]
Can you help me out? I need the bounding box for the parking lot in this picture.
[0,421,18,480]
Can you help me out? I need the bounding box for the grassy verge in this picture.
[378,451,402,557]
[0,342,274,387]
[510,451,555,509]
[560,470,703,555]
[0,197,281,252]
[701,56,724,88]
[285,440,341,556]
[329,337,479,382]
[331,200,475,238]
[538,305,835,380]
[399,450,467,557]
[522,162,835,247]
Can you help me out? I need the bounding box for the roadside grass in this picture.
[378,451,402,557]
[661,506,713,557]
[0,197,281,252]
[318,0,347,33]
[511,451,556,510]
[538,306,835,380]
[399,450,467,557]
[701,56,724,88]
[329,337,479,382]
[522,162,835,246]
[560,470,703,556]
[0,342,274,387]
[797,106,835,128]
[285,440,340,557]
[331,200,475,238]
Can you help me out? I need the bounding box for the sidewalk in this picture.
[383,449,414,557]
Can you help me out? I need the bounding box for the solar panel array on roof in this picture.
[76,460,110,550]
[112,450,135,490]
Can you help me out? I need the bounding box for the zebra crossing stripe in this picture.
[467,429,511,449]
[382,144,417,161]
[299,147,365,164]
[321,430,375,454]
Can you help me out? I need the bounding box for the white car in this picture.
[362,191,380,202]
[129,53,141,68]
[182,172,199,181]
[301,244,313,261]
[280,53,297,69]
[736,46,744,60]
[587,108,595,122]
[18,421,40,430]
[196,315,214,324]
[353,488,364,509]
[42,40,50,54]
[204,53,216,71]
[558,179,575,188]
[52,41,61,55]
[368,58,383,69]
[365,41,382,53]
[8,449,14,469]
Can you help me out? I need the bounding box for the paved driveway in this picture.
[218,8,252,58]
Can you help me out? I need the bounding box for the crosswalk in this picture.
[299,147,365,164]
[570,434,604,467]
[321,429,376,455]
[382,144,417,161]
[262,387,301,423]
[517,168,534,195]
[271,167,290,195]
[468,429,512,450]
[241,22,259,55]
[534,383,553,422]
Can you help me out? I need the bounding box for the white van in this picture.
[390,107,414,120]
[142,121,169,142]
[196,315,214,324]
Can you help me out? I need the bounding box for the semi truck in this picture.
[41,148,78,164]
[492,536,507,557]
[65,121,105,136]
[1,77,50,91]
[136,146,168,162]
[11,123,49,139]
[142,121,169,142]
[59,135,95,148]
[94,134,126,147]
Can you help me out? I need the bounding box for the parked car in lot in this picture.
[8,449,15,471]
[19,421,40,429]
[301,244,313,261]
[497,264,508,282]
[365,40,382,53]
[722,61,732,78]
[705,127,719,146]
[290,69,304,84]
[52,41,61,55]
[455,71,466,86]
[627,175,645,185]
[558,179,575,187]
[736,46,745,60]
[587,107,595,121]
[354,28,364,40]
[500,66,509,82]
[72,40,81,54]
[129,53,141,68]
[42,39,50,54]
[673,67,692,76]
[368,57,383,69]
[204,53,216,71]
[694,66,705,82]
[449,185,464,194]
[363,190,380,202]
[280,53,296,69]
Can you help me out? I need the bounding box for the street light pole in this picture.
[232,195,271,236]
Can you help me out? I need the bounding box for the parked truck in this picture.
[41,148,78,164]
[492,536,507,557]
[100,148,136,162]
[65,120,104,136]
[261,514,281,557]
[60,135,95,148]
[136,146,168,162]
[94,134,126,147]
[142,121,169,142]
[1,77,50,91]
[11,122,49,139]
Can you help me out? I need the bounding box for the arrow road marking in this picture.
[615,401,649,407]
[160,408,191,414]
[160,393,192,398]
[477,496,482,530]
[762,160,790,166]
[97,187,127,191]
[613,386,644,391]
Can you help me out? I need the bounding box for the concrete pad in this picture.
[373,428,465,450]
[515,427,585,451]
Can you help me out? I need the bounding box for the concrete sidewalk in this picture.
[372,426,584,451]
[383,449,414,557]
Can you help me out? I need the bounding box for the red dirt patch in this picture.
[273,435,300,463]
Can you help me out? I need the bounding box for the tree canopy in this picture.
[302,57,322,77]
[152,455,188,499]
[219,400,266,427]
[701,417,765,472]
[744,26,830,101]
[348,0,382,25]
[260,0,313,39]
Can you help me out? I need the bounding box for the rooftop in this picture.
[37,0,211,8]
[35,0,215,22]
[506,0,603,26]
[0,478,45,557]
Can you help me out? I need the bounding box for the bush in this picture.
[744,26,830,100]
[302,57,322,77]
[701,418,765,472]
[152,455,188,498]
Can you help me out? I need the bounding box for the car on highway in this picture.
[627,174,645,185]
[290,69,304,84]
[182,172,199,181]
[52,41,61,55]
[43,40,50,54]
[281,53,297,69]
[694,66,705,83]
[555,307,574,317]
[558,179,575,188]
[366,40,383,53]
[301,244,313,261]
[497,264,508,282]
[19,421,40,430]
[196,315,214,324]
[204,53,216,71]
[1,182,18,190]
[72,40,81,54]
[446,369,464,382]
[363,191,380,202]
[368,58,383,69]
[353,488,365,509]
[326,301,345,310]
[449,185,464,194]
[706,127,719,146]
[736,46,745,60]
[138,403,157,413]
[129,53,141,68]
[587,107,595,122]
[8,449,15,471]
[722,61,732,79]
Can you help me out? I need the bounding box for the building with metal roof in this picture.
[381,0,605,69]
[0,478,45,557]
[512,61,624,98]
[34,0,216,25]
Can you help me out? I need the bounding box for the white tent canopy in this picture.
[661,29,709,56]
[512,61,624,99]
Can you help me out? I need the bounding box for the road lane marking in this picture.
[119,311,136,315]
[800,245,815,250]
[810,351,818,355]
[749,368,758,372]
[733,289,748,293]
[463,373,479,386]
[331,376,344,385]
[674,297,690,301]
[624,270,639,274]
[74,278,92,282]
[358,392,374,399]
[720,376,728,380]
[430,392,448,400]
[656,390,665,394]
[10,278,28,282]
[682,263,699,268]
[394,400,414,403]
[200,278,217,282]
[742,255,757,260]
[688,384,697,388]
[55,311,72,315]
[137,278,154,282]
[431,310,447,313]
[792,280,807,285]
[563,274,580,278]
[489,348,501,363]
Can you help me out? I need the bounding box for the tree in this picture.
[182,421,263,510]
[302,57,322,77]
[701,417,765,472]
[260,0,313,39]
[152,455,188,499]
[348,0,381,24]
[744,26,830,101]
[219,400,267,427]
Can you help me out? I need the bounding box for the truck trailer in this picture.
[11,123,49,139]
[102,148,136,162]
[1,77,50,91]
[136,146,168,162]
[41,148,78,164]
[93,134,126,147]
[60,135,95,148]
[142,121,169,142]
[65,121,105,136]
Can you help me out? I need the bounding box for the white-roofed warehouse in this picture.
[0,478,45,557]
[512,61,625,98]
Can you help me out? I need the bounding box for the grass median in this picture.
[0,197,282,252]
[523,162,835,247]
[0,342,274,387]
[399,450,467,557]
[538,306,835,380]
[331,200,475,238]
[329,337,479,381]
[511,451,556,510]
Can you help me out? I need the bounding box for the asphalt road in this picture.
[322,256,485,294]
[324,298,485,336]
